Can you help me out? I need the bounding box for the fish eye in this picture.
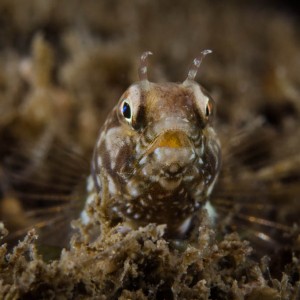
[205,99,214,120]
[122,100,132,121]
[205,102,211,117]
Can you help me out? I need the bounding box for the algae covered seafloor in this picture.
[1,213,297,299]
[0,0,300,299]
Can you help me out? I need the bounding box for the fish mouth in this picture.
[138,129,197,165]
[145,129,194,154]
[135,129,198,189]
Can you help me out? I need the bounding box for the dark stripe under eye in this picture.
[134,104,146,130]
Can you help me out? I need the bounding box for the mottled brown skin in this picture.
[84,76,221,238]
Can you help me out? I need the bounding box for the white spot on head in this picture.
[105,127,127,169]
[97,132,106,147]
[142,163,154,177]
[184,175,194,182]
[86,175,95,192]
[80,210,90,225]
[206,177,217,197]
[112,206,119,213]
[204,201,217,224]
[86,193,96,205]
[189,152,196,161]
[139,156,147,166]
[97,156,102,168]
[193,181,204,197]
[107,176,117,195]
[199,140,205,156]
[96,176,102,192]
[179,217,192,235]
[194,202,200,209]
[127,180,142,197]
[133,213,141,219]
[154,148,166,161]
[140,198,147,207]
[149,174,159,182]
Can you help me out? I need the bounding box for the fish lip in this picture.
[159,176,182,190]
[137,128,197,165]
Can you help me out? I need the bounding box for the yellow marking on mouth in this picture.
[155,131,189,148]
[145,131,191,156]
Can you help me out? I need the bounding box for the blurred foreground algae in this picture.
[1,214,298,299]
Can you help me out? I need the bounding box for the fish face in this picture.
[91,80,221,236]
[90,52,221,236]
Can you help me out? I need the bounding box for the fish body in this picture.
[83,52,221,238]
[1,52,298,258]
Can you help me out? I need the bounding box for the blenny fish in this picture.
[2,51,299,256]
[80,50,221,238]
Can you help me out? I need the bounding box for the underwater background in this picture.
[0,0,299,299]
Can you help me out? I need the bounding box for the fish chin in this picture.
[159,176,182,190]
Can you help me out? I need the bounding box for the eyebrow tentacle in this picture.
[184,49,212,82]
[138,51,153,81]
